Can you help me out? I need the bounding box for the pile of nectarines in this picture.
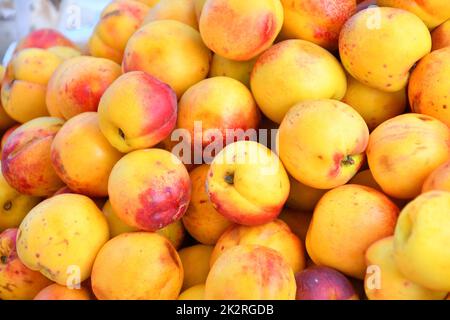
[1,0,450,301]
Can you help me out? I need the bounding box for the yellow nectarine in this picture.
[210,220,305,273]
[278,100,369,189]
[178,284,205,300]
[206,141,290,225]
[205,245,296,300]
[88,0,150,64]
[0,228,52,300]
[0,163,41,231]
[199,0,284,61]
[367,113,450,199]
[280,0,356,50]
[409,47,450,127]
[98,71,178,153]
[182,165,233,245]
[342,74,406,131]
[143,0,198,30]
[123,20,211,98]
[46,56,122,120]
[179,244,213,290]
[394,191,450,292]
[34,283,91,300]
[108,149,191,231]
[340,7,431,92]
[365,236,447,300]
[251,40,347,123]
[1,117,65,196]
[16,194,109,285]
[51,112,123,197]
[92,232,183,300]
[306,185,399,279]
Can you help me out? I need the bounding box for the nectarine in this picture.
[1,117,65,196]
[182,165,233,245]
[206,141,290,225]
[306,184,399,279]
[98,71,178,153]
[210,220,305,273]
[278,100,369,189]
[251,40,347,123]
[199,0,284,61]
[367,113,450,199]
[16,194,109,285]
[205,245,296,300]
[51,112,123,197]
[108,149,191,231]
[92,232,183,300]
[123,20,211,98]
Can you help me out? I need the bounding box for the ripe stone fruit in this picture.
[367,113,450,199]
[342,74,407,131]
[206,141,290,226]
[205,245,296,300]
[306,185,399,279]
[0,78,15,133]
[1,117,65,197]
[422,160,450,193]
[46,56,122,119]
[177,76,260,149]
[108,148,191,231]
[431,20,450,50]
[98,71,178,153]
[88,0,150,64]
[278,209,312,242]
[286,176,327,212]
[279,0,356,50]
[250,39,347,124]
[15,28,77,52]
[339,7,431,92]
[123,20,211,98]
[199,0,284,61]
[295,266,358,300]
[135,0,159,6]
[16,194,109,285]
[182,165,233,245]
[377,0,450,29]
[364,236,447,300]
[209,54,257,87]
[179,244,213,290]
[210,220,306,273]
[101,200,137,237]
[0,228,52,300]
[0,163,41,231]
[91,232,183,300]
[278,99,369,190]
[34,283,91,300]
[155,220,186,250]
[178,284,205,300]
[142,0,198,30]
[51,112,123,197]
[102,200,186,249]
[409,47,450,127]
[1,48,62,123]
[393,191,450,292]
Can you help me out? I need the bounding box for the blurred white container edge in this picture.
[2,0,110,66]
